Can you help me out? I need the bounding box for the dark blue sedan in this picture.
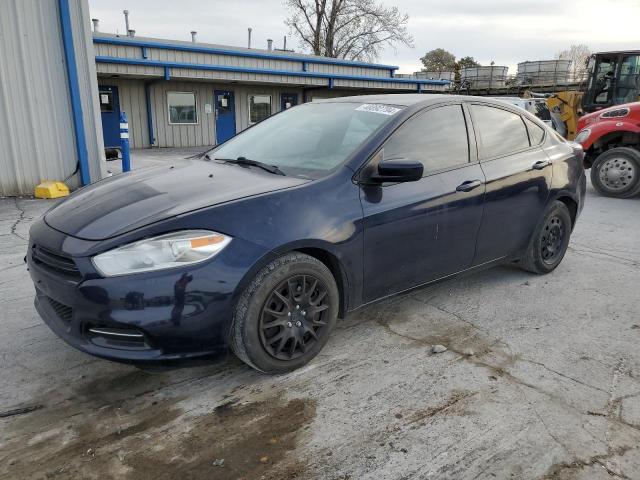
[27,94,586,373]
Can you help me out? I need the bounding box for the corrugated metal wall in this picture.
[0,0,104,196]
[91,35,447,151]
[150,81,216,148]
[233,85,300,133]
[101,77,447,149]
[99,79,307,149]
[94,38,391,80]
[97,78,150,149]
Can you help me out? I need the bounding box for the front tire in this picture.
[590,147,640,198]
[231,252,339,373]
[519,201,572,274]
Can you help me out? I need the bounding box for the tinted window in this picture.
[471,105,530,159]
[383,105,469,173]
[99,91,113,112]
[248,95,272,124]
[212,102,399,178]
[525,118,545,145]
[168,92,197,124]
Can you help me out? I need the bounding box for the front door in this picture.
[360,104,486,302]
[469,103,552,264]
[99,86,120,148]
[214,90,236,144]
[281,93,298,111]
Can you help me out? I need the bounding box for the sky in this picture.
[88,0,640,74]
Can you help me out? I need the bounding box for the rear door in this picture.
[470,103,552,264]
[360,103,486,302]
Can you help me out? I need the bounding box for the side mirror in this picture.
[371,158,423,183]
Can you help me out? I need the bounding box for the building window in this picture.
[168,91,197,124]
[248,95,272,124]
[99,91,114,112]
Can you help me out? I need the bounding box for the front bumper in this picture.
[27,219,268,362]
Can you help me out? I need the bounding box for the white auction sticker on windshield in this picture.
[355,104,401,115]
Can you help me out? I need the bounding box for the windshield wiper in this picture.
[215,156,285,176]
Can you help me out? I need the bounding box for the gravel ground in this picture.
[1,160,639,480]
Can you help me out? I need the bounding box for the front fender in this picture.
[579,121,640,150]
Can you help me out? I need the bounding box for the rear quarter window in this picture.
[524,117,546,145]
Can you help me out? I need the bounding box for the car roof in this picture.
[315,93,521,108]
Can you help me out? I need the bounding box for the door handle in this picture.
[532,160,551,170]
[456,179,483,192]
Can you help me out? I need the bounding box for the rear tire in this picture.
[590,147,640,198]
[231,252,339,374]
[519,201,572,275]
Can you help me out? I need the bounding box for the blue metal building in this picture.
[0,0,105,196]
[93,33,450,149]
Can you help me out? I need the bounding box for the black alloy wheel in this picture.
[231,252,339,373]
[259,274,330,361]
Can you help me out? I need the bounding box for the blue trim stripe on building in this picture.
[94,56,451,87]
[144,83,155,146]
[59,0,91,185]
[94,36,400,71]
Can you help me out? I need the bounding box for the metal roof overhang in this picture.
[94,56,450,91]
[93,36,400,71]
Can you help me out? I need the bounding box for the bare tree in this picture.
[556,44,591,82]
[285,0,414,62]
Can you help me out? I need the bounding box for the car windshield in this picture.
[209,101,403,178]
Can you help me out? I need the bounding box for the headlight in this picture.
[92,230,231,277]
[574,128,591,144]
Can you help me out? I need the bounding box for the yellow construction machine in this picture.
[527,50,640,140]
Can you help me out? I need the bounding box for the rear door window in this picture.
[383,104,469,174]
[471,105,530,159]
[524,117,545,146]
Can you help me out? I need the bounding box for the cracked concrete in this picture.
[0,167,639,479]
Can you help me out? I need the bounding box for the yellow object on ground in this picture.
[34,181,70,199]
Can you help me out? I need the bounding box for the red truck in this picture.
[575,101,640,198]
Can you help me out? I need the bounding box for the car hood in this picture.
[45,159,310,240]
[577,101,640,131]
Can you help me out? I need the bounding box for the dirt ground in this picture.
[1,167,640,479]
